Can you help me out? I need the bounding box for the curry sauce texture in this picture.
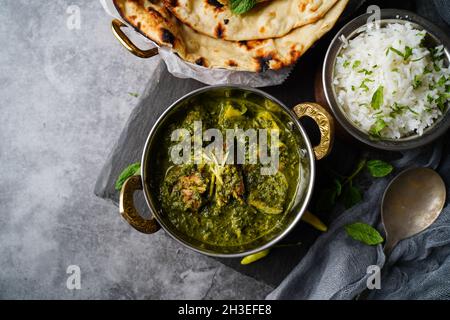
[158,93,302,246]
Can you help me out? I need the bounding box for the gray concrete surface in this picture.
[0,0,272,299]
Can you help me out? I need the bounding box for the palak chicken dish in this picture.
[157,93,302,246]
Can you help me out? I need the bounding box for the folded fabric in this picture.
[432,0,450,26]
[267,136,450,300]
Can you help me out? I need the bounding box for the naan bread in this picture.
[164,0,339,41]
[113,0,348,72]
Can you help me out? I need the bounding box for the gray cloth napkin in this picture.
[267,140,450,300]
[432,0,450,26]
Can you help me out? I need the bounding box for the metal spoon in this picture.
[381,167,446,254]
[357,167,446,300]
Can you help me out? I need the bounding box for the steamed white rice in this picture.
[334,23,449,139]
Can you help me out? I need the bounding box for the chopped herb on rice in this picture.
[334,23,449,139]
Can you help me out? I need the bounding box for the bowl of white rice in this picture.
[323,9,450,150]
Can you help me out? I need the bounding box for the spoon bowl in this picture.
[381,167,446,254]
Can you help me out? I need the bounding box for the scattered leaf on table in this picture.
[345,222,384,245]
[115,162,141,190]
[366,160,393,178]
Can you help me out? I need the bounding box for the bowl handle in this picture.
[111,19,159,59]
[293,103,334,160]
[119,175,160,234]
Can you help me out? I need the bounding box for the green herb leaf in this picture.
[345,222,384,245]
[347,159,367,181]
[341,184,362,209]
[437,76,447,87]
[371,86,384,110]
[115,163,141,190]
[343,60,350,68]
[407,106,419,115]
[360,82,369,92]
[128,92,139,98]
[366,160,393,178]
[389,103,407,118]
[230,0,257,14]
[358,69,373,75]
[412,75,422,89]
[430,47,443,61]
[369,118,386,137]
[358,79,373,92]
[436,94,448,112]
[388,46,405,58]
[387,46,413,61]
[404,46,413,60]
[352,60,361,69]
[411,56,425,62]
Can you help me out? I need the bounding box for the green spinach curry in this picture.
[158,92,302,246]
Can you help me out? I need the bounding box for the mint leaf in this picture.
[371,86,384,110]
[230,0,257,14]
[315,179,342,213]
[369,118,386,137]
[366,160,393,178]
[345,222,384,245]
[115,163,141,190]
[341,184,362,209]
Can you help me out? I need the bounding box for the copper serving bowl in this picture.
[118,86,335,258]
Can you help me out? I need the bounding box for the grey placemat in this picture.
[95,0,447,286]
[94,56,331,286]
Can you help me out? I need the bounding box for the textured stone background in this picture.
[0,0,271,299]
